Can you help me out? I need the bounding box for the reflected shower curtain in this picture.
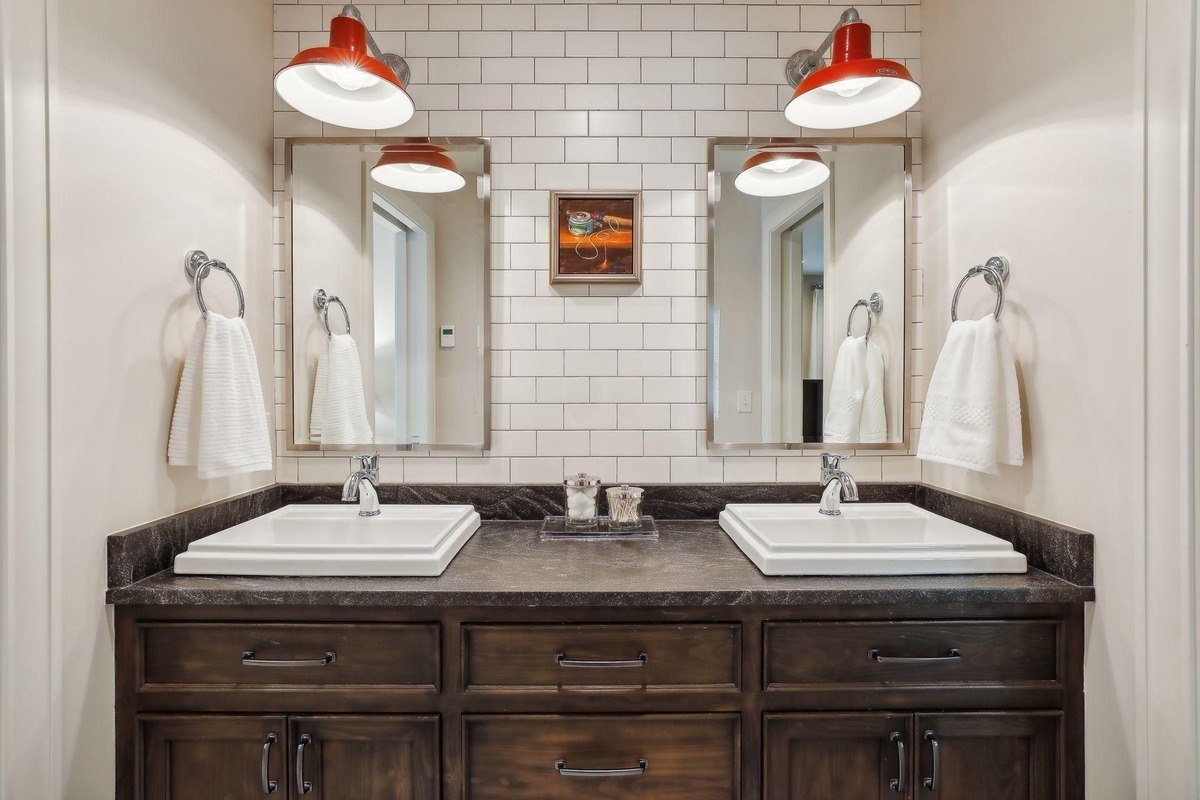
[807,286,823,378]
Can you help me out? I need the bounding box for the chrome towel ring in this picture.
[846,292,884,341]
[951,256,1010,322]
[184,250,245,318]
[313,289,351,337]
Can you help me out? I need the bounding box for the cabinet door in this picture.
[290,716,439,800]
[764,713,913,800]
[915,713,1059,800]
[142,716,286,800]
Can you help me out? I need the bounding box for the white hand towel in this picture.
[859,339,887,443]
[823,336,887,443]
[310,333,373,445]
[823,336,867,444]
[918,314,1023,474]
[167,312,273,479]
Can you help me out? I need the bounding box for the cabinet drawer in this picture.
[463,624,740,690]
[464,715,739,800]
[765,620,1058,689]
[140,623,439,689]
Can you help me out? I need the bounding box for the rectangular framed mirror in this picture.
[285,137,490,452]
[707,137,911,450]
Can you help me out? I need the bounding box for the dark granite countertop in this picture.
[106,519,1095,607]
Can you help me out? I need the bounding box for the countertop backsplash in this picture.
[271,0,924,486]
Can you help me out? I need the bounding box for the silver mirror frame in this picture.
[282,136,492,453]
[705,136,913,451]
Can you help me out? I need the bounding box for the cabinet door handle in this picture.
[555,758,648,778]
[260,734,278,795]
[296,734,313,795]
[555,652,648,668]
[922,730,939,792]
[868,648,961,665]
[889,731,904,793]
[242,650,336,667]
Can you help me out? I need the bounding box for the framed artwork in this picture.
[550,190,642,284]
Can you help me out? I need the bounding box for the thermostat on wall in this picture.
[440,325,455,348]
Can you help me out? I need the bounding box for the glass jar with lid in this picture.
[563,473,601,529]
[606,484,644,530]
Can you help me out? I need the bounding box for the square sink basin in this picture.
[173,504,481,577]
[719,503,1027,576]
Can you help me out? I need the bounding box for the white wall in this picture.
[272,0,926,486]
[291,146,373,443]
[825,145,906,440]
[45,0,274,795]
[920,0,1153,795]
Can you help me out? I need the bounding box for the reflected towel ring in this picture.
[313,289,351,336]
[950,256,1010,322]
[846,292,884,341]
[184,250,245,318]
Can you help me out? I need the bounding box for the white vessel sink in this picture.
[719,503,1027,576]
[174,504,481,577]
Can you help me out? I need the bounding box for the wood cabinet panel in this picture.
[463,623,740,690]
[142,715,286,800]
[141,623,439,690]
[765,621,1058,689]
[464,714,740,800]
[915,713,1059,800]
[764,713,913,800]
[289,716,439,800]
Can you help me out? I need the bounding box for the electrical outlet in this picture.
[737,391,753,413]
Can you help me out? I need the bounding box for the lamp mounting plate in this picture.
[785,49,825,88]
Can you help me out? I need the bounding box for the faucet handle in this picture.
[355,452,379,474]
[821,452,851,472]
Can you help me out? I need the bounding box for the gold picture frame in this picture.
[549,190,642,285]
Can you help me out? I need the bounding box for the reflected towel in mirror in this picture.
[310,333,373,445]
[167,312,273,478]
[823,336,886,443]
[917,314,1023,474]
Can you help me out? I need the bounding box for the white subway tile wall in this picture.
[273,0,923,485]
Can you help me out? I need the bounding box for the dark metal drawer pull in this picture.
[868,648,961,664]
[923,730,940,791]
[889,731,904,793]
[555,758,648,778]
[555,652,648,669]
[260,733,278,795]
[242,650,336,667]
[296,734,313,795]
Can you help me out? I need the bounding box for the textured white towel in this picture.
[310,333,373,445]
[918,314,1023,474]
[859,340,886,443]
[167,313,273,479]
[823,336,887,443]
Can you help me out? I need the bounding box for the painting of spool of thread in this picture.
[550,191,642,284]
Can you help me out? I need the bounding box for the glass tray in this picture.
[540,515,659,540]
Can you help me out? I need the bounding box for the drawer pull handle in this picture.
[296,734,313,795]
[555,652,648,669]
[260,734,278,795]
[923,730,940,791]
[889,731,904,793]
[242,650,336,667]
[555,758,648,778]
[867,648,960,664]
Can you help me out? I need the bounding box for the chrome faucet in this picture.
[342,453,381,517]
[819,453,859,516]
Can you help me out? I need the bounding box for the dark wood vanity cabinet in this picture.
[116,603,1084,800]
[765,712,1060,800]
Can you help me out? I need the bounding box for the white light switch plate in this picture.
[737,390,752,413]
